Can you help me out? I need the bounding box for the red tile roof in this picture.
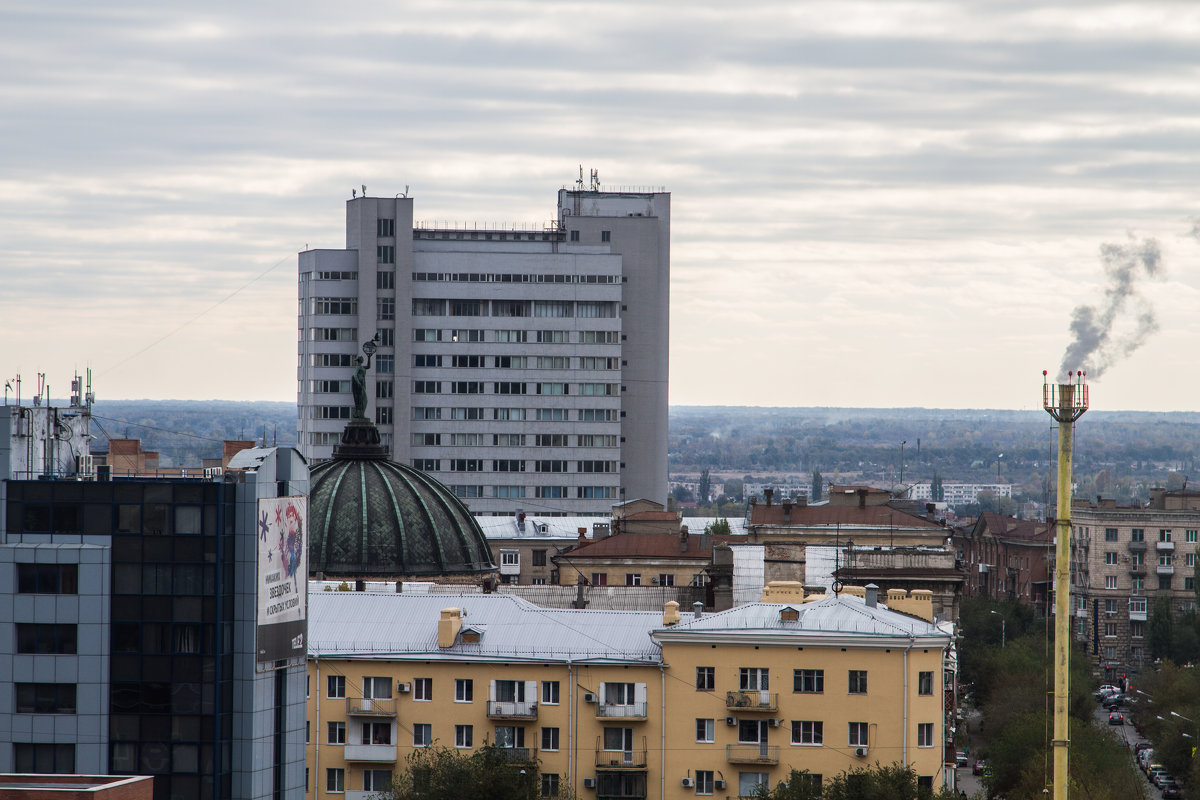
[563,532,727,559]
[749,504,941,528]
[622,511,680,522]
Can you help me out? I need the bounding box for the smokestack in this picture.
[864,584,878,608]
[782,501,792,521]
[693,601,703,619]
[764,488,774,506]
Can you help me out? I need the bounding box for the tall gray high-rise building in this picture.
[298,184,669,515]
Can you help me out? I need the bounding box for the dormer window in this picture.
[780,607,800,622]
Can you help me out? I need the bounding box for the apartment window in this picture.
[625,573,642,586]
[848,670,867,694]
[738,773,769,797]
[413,724,432,747]
[1188,577,1196,591]
[1105,528,1119,542]
[363,770,392,792]
[569,230,580,242]
[576,301,615,318]
[495,381,527,395]
[452,355,483,368]
[378,297,395,320]
[541,775,560,798]
[450,381,483,395]
[696,771,714,795]
[377,218,395,237]
[362,722,390,745]
[659,573,675,586]
[311,297,357,315]
[1160,575,1174,590]
[17,564,78,594]
[1105,575,1118,589]
[740,668,768,690]
[1188,553,1197,568]
[591,572,608,586]
[328,721,345,744]
[494,408,526,421]
[542,681,560,705]
[500,551,520,568]
[376,407,393,425]
[1132,528,1145,542]
[495,726,525,749]
[326,769,344,793]
[455,725,473,748]
[412,459,440,471]
[376,380,394,399]
[1105,552,1118,565]
[455,679,474,702]
[541,727,560,751]
[15,684,76,714]
[532,549,547,566]
[1105,623,1117,637]
[377,271,395,291]
[601,230,611,242]
[696,718,715,743]
[917,723,934,747]
[536,382,568,395]
[377,245,395,264]
[413,381,440,394]
[16,624,76,654]
[495,329,527,343]
[1131,621,1145,638]
[696,667,715,691]
[414,678,432,701]
[14,744,74,775]
[1189,530,1199,543]
[364,676,394,699]
[793,669,824,693]
[791,720,823,745]
[414,354,442,368]
[848,722,869,746]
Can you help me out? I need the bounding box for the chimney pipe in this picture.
[693,601,703,619]
[864,583,878,608]
[764,488,774,506]
[857,488,867,508]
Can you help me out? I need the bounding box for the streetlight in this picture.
[990,610,1006,648]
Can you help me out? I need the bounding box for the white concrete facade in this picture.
[297,188,669,515]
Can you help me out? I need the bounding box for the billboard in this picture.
[257,495,307,668]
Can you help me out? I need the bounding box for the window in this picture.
[1105,552,1118,565]
[1132,528,1145,542]
[1105,622,1117,637]
[794,669,824,693]
[377,380,394,399]
[1105,575,1118,589]
[413,459,440,471]
[16,624,76,654]
[311,297,357,315]
[1131,621,1145,638]
[848,722,869,746]
[740,668,769,690]
[413,724,432,747]
[362,722,391,744]
[363,770,392,792]
[1105,598,1119,614]
[377,297,395,320]
[495,381,527,395]
[601,230,611,242]
[541,774,560,798]
[542,727,560,751]
[530,549,547,567]
[591,572,608,586]
[376,407,393,425]
[327,722,346,744]
[625,573,642,586]
[576,301,615,318]
[695,771,714,795]
[15,683,76,714]
[542,681,560,705]
[696,666,715,691]
[917,722,934,747]
[455,725,473,748]
[1189,530,1198,544]
[455,679,473,702]
[848,670,867,694]
[414,678,432,701]
[569,230,580,242]
[738,773,769,797]
[1189,553,1197,567]
[17,564,77,594]
[326,769,345,793]
[918,671,933,696]
[1105,528,1119,542]
[791,720,822,745]
[13,743,74,775]
[377,246,394,264]
[500,551,520,568]
[696,718,715,743]
[537,330,568,343]
[377,218,395,237]
[377,271,395,290]
[1161,529,1173,542]
[659,573,675,586]
[494,726,525,749]
[1160,575,1174,590]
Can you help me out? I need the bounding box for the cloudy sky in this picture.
[3,1,1200,411]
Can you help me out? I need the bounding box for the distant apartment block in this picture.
[909,482,1012,506]
[297,185,670,515]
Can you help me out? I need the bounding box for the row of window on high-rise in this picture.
[410,355,619,370]
[442,485,617,500]
[409,433,619,448]
[408,459,617,473]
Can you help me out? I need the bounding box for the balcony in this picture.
[596,702,647,720]
[1156,540,1175,553]
[725,691,778,712]
[1128,565,1146,577]
[487,700,537,720]
[1157,564,1175,576]
[726,743,779,765]
[595,737,648,769]
[344,743,397,762]
[1127,540,1147,552]
[495,747,537,763]
[1130,607,1148,622]
[346,698,395,717]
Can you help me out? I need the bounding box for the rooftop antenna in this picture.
[589,168,600,191]
[351,188,356,198]
[575,165,585,191]
[361,184,367,196]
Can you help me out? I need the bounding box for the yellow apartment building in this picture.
[306,585,953,799]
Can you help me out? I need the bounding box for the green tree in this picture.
[723,479,744,500]
[386,743,540,800]
[931,473,944,502]
[756,763,957,800]
[698,469,711,504]
[705,518,732,536]
[810,469,823,501]
[1150,594,1175,660]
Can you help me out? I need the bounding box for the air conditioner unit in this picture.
[768,718,780,727]
[725,716,736,726]
[681,778,695,788]
[583,778,596,789]
[397,682,411,693]
[855,747,868,757]
[715,780,727,790]
[584,692,597,703]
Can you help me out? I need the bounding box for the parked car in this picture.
[1108,712,1124,725]
[973,759,987,776]
[1153,772,1175,789]
[1146,765,1167,783]
[1161,784,1183,799]
[1134,741,1152,754]
[956,751,968,767]
[1095,684,1119,697]
[1104,694,1126,710]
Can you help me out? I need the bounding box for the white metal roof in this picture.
[308,590,664,664]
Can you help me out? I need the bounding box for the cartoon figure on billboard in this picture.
[281,501,304,595]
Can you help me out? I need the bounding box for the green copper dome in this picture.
[308,422,495,577]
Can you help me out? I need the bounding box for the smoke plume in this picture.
[1058,235,1163,381]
